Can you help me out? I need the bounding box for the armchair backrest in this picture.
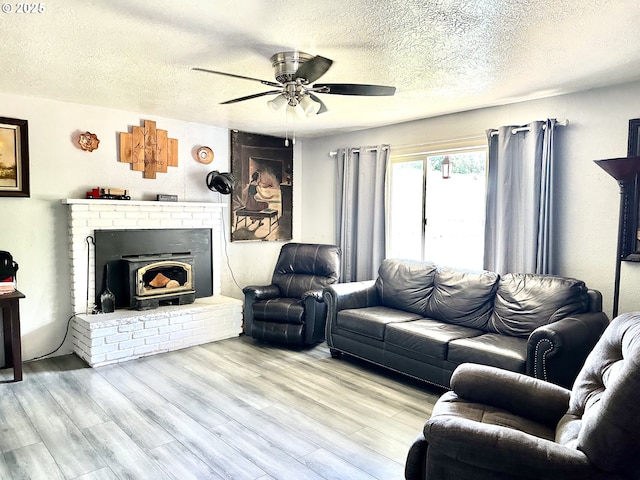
[562,312,640,477]
[272,243,341,298]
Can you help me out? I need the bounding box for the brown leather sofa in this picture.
[323,259,609,389]
[405,312,640,479]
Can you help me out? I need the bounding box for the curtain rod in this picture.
[489,119,569,136]
[328,120,568,156]
[328,145,389,157]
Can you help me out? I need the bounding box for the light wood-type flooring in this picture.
[0,335,442,480]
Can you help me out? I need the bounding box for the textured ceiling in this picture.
[1,0,639,138]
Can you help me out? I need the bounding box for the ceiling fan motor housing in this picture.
[270,51,313,84]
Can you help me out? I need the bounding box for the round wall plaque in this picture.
[196,146,214,164]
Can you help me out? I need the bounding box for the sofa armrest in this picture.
[323,280,378,348]
[424,415,593,478]
[323,280,378,310]
[451,363,570,428]
[527,311,609,388]
[586,288,602,312]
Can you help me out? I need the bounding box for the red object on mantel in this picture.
[86,187,131,200]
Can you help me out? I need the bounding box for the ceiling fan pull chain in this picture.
[292,110,296,145]
[284,107,289,147]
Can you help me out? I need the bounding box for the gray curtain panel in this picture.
[484,119,557,274]
[335,145,389,282]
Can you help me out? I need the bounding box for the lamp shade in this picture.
[300,95,320,116]
[594,156,640,182]
[267,94,287,111]
[206,171,234,195]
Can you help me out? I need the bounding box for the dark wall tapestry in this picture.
[230,131,293,241]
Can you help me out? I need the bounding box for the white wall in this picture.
[0,92,302,361]
[301,80,640,319]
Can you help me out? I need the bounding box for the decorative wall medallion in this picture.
[196,146,214,164]
[119,120,178,179]
[78,131,100,152]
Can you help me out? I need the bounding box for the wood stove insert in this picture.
[94,228,212,310]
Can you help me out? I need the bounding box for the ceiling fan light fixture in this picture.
[267,94,287,111]
[300,95,321,116]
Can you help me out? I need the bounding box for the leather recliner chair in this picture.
[405,311,640,479]
[243,243,341,345]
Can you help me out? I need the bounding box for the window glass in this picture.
[389,144,487,270]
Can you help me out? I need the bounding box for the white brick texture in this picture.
[72,296,242,367]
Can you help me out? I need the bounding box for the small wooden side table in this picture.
[1,290,24,382]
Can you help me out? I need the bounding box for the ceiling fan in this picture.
[192,51,396,116]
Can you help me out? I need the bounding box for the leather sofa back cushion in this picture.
[488,273,589,337]
[375,259,437,316]
[426,268,499,329]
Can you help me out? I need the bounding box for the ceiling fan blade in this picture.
[220,90,282,104]
[294,56,333,84]
[192,67,281,88]
[313,83,396,96]
[309,94,328,114]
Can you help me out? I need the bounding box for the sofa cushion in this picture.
[426,268,499,330]
[375,259,437,316]
[336,306,423,340]
[488,273,589,338]
[448,333,527,372]
[385,319,483,360]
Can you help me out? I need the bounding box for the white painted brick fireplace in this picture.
[63,199,243,367]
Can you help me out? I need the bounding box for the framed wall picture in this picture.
[628,118,640,156]
[230,130,293,242]
[0,117,30,197]
[618,118,640,260]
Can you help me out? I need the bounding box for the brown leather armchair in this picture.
[405,312,640,479]
[243,243,341,345]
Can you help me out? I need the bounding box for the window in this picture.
[388,139,488,270]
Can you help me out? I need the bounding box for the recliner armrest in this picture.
[242,284,281,300]
[302,288,324,302]
[424,413,593,478]
[242,284,281,339]
[451,363,570,428]
[527,312,609,388]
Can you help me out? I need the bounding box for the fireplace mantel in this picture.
[62,198,226,208]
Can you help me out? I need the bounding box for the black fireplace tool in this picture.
[100,263,115,313]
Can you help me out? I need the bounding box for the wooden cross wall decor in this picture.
[119,120,178,179]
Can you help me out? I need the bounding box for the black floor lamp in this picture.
[594,156,640,317]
